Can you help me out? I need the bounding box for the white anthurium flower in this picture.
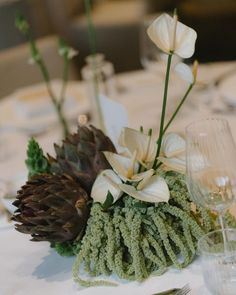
[161,133,186,157]
[159,153,186,173]
[104,151,138,181]
[131,169,155,182]
[175,60,199,84]
[118,127,157,166]
[147,13,197,58]
[159,133,186,173]
[119,174,170,203]
[116,129,132,158]
[91,169,122,204]
[159,133,208,173]
[104,151,155,182]
[175,63,194,84]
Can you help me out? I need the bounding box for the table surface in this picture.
[2,61,236,295]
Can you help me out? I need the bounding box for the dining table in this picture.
[1,61,236,295]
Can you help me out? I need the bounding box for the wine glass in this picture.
[186,118,236,249]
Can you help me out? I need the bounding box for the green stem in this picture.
[16,17,69,136]
[84,0,96,56]
[84,0,105,132]
[59,56,69,108]
[153,54,173,169]
[30,35,69,136]
[55,104,69,136]
[163,83,193,134]
[37,58,69,136]
[154,83,194,169]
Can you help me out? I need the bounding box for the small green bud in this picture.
[58,37,78,60]
[15,14,29,35]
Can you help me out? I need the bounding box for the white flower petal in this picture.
[118,126,126,147]
[175,21,197,58]
[91,169,122,204]
[119,175,170,203]
[175,63,194,84]
[162,133,186,157]
[131,169,154,182]
[119,127,157,163]
[147,14,172,54]
[103,151,138,181]
[68,48,78,59]
[147,13,197,58]
[159,153,186,173]
[136,169,155,190]
[118,147,132,158]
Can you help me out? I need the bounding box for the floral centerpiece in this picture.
[12,12,236,288]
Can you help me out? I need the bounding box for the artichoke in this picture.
[13,174,89,243]
[48,125,116,193]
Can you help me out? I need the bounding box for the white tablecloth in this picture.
[2,61,236,295]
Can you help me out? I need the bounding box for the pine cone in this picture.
[13,174,89,243]
[48,125,116,193]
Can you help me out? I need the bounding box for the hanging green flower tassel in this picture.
[73,171,234,287]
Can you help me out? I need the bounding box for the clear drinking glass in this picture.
[198,229,236,295]
[186,118,236,247]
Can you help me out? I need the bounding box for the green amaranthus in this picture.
[72,171,235,287]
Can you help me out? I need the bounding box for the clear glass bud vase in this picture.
[81,53,117,128]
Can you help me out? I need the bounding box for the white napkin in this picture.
[99,94,128,149]
[219,73,236,107]
[13,81,80,119]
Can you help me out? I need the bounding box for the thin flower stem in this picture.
[154,83,194,169]
[84,0,96,56]
[37,58,69,136]
[163,83,193,134]
[29,34,68,135]
[153,53,173,169]
[16,15,69,136]
[155,162,162,170]
[59,56,69,109]
[84,0,105,132]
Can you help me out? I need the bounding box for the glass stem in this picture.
[219,212,228,253]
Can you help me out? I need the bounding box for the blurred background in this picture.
[1,0,236,97]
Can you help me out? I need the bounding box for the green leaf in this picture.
[102,191,114,210]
